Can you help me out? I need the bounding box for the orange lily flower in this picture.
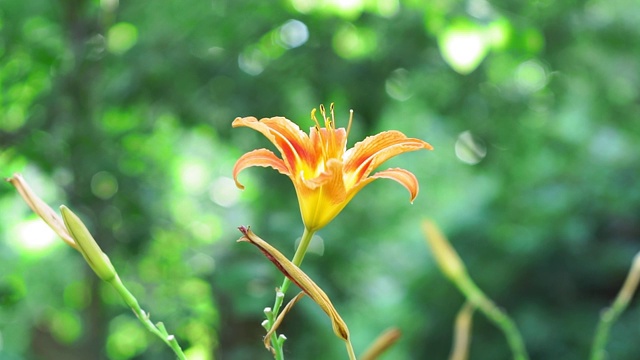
[233,104,433,232]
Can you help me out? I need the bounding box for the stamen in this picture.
[319,104,331,129]
[330,103,335,130]
[346,109,354,140]
[313,106,328,160]
[325,103,336,153]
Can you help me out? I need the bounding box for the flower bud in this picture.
[422,219,467,281]
[60,205,117,282]
[360,327,402,360]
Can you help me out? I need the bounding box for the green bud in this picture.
[60,205,117,282]
[422,219,467,281]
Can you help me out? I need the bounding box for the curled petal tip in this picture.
[234,179,246,190]
[232,116,257,128]
[232,148,290,190]
[409,190,419,204]
[371,167,420,203]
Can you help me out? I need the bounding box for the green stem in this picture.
[345,340,357,360]
[108,275,187,360]
[268,228,315,360]
[456,275,529,360]
[590,252,640,360]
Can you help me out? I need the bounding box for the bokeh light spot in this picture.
[385,68,413,101]
[455,130,487,165]
[188,253,216,275]
[178,160,209,195]
[466,0,493,18]
[184,345,211,360]
[290,0,315,13]
[12,219,59,253]
[279,20,308,48]
[523,27,544,54]
[91,171,119,200]
[329,0,365,18]
[2,105,27,132]
[333,24,377,59]
[296,233,324,256]
[48,310,82,344]
[102,107,140,134]
[107,22,138,54]
[107,315,148,359]
[373,0,399,17]
[189,216,223,244]
[438,20,488,74]
[238,47,267,75]
[515,60,548,94]
[209,176,240,207]
[486,17,512,49]
[100,0,119,12]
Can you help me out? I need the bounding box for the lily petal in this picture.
[344,130,433,183]
[310,126,348,160]
[369,167,421,203]
[233,116,316,173]
[298,159,348,231]
[316,159,348,205]
[233,148,290,189]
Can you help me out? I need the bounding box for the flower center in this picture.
[310,103,353,163]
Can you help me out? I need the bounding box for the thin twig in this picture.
[590,251,640,360]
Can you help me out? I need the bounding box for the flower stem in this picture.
[345,340,357,360]
[456,276,528,360]
[268,228,315,360]
[108,275,187,360]
[423,221,528,360]
[590,251,640,360]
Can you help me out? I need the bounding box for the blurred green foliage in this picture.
[1,0,640,359]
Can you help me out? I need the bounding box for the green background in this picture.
[1,0,640,359]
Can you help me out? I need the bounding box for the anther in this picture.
[311,108,321,129]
